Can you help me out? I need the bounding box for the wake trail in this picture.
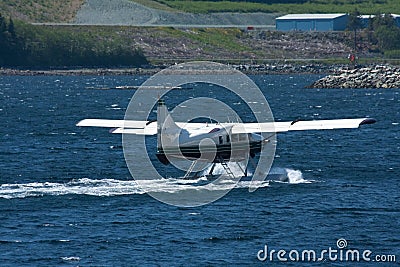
[0,168,312,199]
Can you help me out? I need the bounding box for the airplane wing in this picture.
[231,118,376,134]
[76,119,158,135]
[76,119,207,135]
[77,118,375,135]
[76,119,148,128]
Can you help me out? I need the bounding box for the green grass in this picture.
[384,50,400,59]
[154,0,400,14]
[180,28,249,52]
[157,27,250,53]
[129,0,177,12]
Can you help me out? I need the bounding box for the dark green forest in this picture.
[347,12,400,57]
[0,15,148,68]
[370,15,400,51]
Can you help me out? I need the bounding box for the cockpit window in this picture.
[209,128,221,134]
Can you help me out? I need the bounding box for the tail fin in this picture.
[157,99,180,150]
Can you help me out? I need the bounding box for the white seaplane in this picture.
[77,99,376,178]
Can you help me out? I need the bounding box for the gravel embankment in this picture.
[75,0,158,25]
[74,0,278,27]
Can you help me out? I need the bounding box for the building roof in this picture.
[276,14,347,20]
[360,14,400,19]
[359,15,375,19]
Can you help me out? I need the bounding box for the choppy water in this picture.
[1,74,399,266]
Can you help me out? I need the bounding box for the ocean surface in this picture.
[0,74,399,266]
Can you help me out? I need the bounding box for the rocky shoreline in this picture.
[1,64,400,90]
[0,63,344,76]
[0,67,159,76]
[233,63,339,74]
[308,65,400,89]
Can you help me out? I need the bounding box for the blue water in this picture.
[1,74,399,266]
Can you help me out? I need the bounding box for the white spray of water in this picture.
[267,167,312,184]
[284,168,307,184]
[0,168,311,199]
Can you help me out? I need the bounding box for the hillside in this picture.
[1,0,400,69]
[0,0,84,22]
[1,22,378,67]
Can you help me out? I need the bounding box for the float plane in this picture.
[77,99,376,178]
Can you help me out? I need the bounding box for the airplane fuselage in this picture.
[156,126,268,165]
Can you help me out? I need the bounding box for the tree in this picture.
[0,19,148,68]
[0,16,7,33]
[8,17,15,37]
[372,14,400,51]
[372,13,396,29]
[347,10,363,54]
[374,26,400,51]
